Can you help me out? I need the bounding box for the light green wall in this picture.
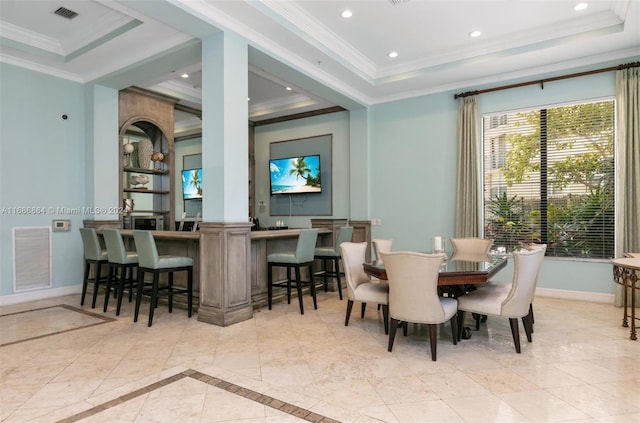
[0,63,86,295]
[366,68,625,296]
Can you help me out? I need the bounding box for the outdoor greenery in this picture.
[484,101,615,258]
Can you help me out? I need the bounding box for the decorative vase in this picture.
[138,139,153,169]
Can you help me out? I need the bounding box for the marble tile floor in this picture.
[1,292,639,423]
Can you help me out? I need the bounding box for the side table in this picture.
[611,257,640,340]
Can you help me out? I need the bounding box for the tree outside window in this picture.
[483,100,615,259]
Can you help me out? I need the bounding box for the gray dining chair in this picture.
[267,229,319,314]
[381,251,457,361]
[314,226,353,300]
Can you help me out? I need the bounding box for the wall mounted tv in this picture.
[182,168,203,200]
[269,154,322,195]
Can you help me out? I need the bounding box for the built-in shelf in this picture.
[124,188,170,194]
[123,166,169,175]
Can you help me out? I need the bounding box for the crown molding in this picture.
[0,20,64,55]
[0,53,84,83]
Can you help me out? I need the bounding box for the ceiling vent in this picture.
[54,6,79,20]
[389,0,410,4]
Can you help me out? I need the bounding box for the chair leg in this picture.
[382,304,389,335]
[334,258,343,300]
[450,314,458,346]
[169,272,175,313]
[509,318,522,353]
[103,264,114,312]
[116,265,127,316]
[322,258,329,292]
[403,321,408,336]
[286,266,292,304]
[148,271,160,327]
[388,318,399,352]
[91,261,103,309]
[473,313,481,330]
[267,263,273,310]
[361,302,367,318]
[295,265,304,314]
[345,300,354,326]
[187,267,193,318]
[81,261,91,306]
[134,268,144,322]
[428,324,438,361]
[457,311,465,341]
[529,303,535,332]
[308,264,317,310]
[522,310,533,342]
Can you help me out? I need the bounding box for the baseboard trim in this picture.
[0,285,615,307]
[0,285,82,306]
[536,287,614,304]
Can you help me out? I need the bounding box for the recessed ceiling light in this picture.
[469,30,482,38]
[181,73,189,78]
[388,51,398,58]
[341,9,352,18]
[247,97,250,101]
[286,86,292,91]
[574,2,588,11]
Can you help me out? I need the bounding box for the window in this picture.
[483,99,615,259]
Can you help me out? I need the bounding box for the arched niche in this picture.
[118,88,177,230]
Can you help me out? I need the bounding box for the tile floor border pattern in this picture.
[0,304,115,347]
[55,368,339,423]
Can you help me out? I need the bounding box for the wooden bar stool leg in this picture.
[168,272,174,313]
[309,263,317,309]
[148,271,159,327]
[187,268,193,318]
[334,257,343,300]
[295,265,304,314]
[267,263,273,310]
[134,268,144,322]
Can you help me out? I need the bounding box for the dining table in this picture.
[363,252,508,286]
[363,252,509,339]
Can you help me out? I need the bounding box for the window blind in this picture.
[483,99,615,259]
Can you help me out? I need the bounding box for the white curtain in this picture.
[614,65,640,306]
[455,95,481,238]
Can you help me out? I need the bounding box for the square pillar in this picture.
[197,222,253,326]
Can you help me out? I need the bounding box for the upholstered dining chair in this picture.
[372,239,393,265]
[314,226,353,300]
[380,251,457,361]
[79,228,109,309]
[132,230,194,327]
[267,229,319,314]
[102,229,138,315]
[456,246,546,353]
[449,237,494,328]
[341,242,389,334]
[450,237,493,258]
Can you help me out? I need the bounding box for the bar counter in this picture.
[118,228,333,311]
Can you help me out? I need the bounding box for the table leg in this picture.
[631,283,637,341]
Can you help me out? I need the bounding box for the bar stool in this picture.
[79,228,109,308]
[268,229,319,314]
[132,230,194,327]
[313,226,353,300]
[102,229,138,315]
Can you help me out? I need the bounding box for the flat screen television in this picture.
[182,168,203,200]
[269,154,322,195]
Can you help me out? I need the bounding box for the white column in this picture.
[201,32,249,222]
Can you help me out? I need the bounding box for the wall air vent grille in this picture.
[54,7,79,20]
[13,227,52,292]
